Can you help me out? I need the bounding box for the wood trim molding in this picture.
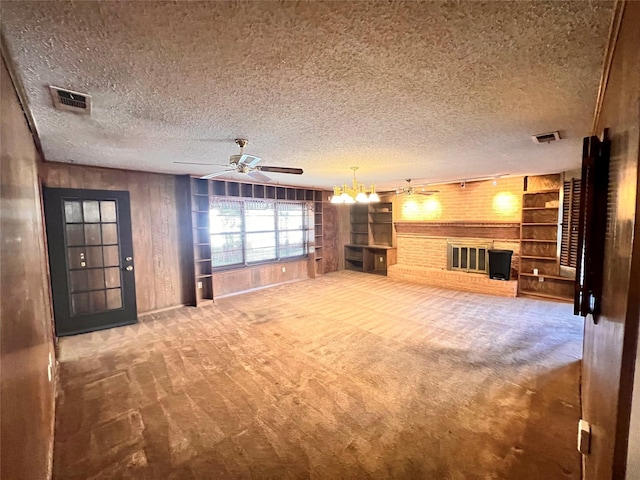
[591,0,625,135]
[394,222,521,239]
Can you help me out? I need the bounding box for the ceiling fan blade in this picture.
[175,161,230,166]
[239,154,262,167]
[200,170,234,180]
[416,190,440,196]
[248,170,271,183]
[258,166,304,175]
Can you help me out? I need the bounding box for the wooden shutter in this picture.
[561,178,581,268]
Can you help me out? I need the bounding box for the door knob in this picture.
[125,265,134,271]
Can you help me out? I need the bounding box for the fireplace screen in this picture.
[447,240,493,274]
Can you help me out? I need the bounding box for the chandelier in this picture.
[330,166,380,204]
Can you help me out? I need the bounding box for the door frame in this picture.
[43,187,137,336]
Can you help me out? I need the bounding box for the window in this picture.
[210,198,311,268]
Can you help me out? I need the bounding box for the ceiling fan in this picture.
[174,139,303,182]
[380,179,440,196]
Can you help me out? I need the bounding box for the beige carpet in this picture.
[53,271,582,479]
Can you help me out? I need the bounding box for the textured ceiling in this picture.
[1,1,613,189]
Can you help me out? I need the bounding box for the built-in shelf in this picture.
[519,272,574,281]
[523,189,562,195]
[344,244,397,275]
[519,291,573,302]
[518,178,574,302]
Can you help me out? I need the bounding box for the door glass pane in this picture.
[85,247,104,267]
[83,201,100,223]
[101,223,118,244]
[89,290,107,312]
[62,194,128,319]
[100,201,117,223]
[469,248,477,270]
[452,247,459,268]
[87,269,105,290]
[64,201,83,223]
[106,288,122,309]
[103,246,120,267]
[461,248,468,269]
[104,267,121,288]
[66,224,84,246]
[84,224,102,245]
[71,293,90,315]
[69,270,88,293]
[68,247,86,269]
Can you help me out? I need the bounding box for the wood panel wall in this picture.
[39,163,189,314]
[581,2,640,478]
[1,56,56,480]
[212,259,309,297]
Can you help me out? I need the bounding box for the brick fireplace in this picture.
[386,177,523,297]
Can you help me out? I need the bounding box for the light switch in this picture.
[197,281,203,289]
[578,419,591,454]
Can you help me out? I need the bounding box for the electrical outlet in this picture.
[379,256,384,263]
[282,266,286,273]
[539,276,544,282]
[578,419,591,454]
[197,281,203,289]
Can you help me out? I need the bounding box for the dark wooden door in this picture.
[43,188,137,336]
[322,204,339,273]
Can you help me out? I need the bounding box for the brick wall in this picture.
[396,176,524,222]
[391,177,524,295]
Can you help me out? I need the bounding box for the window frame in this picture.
[209,197,312,270]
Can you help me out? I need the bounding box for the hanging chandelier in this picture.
[330,166,380,204]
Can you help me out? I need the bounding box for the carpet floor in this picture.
[53,271,583,479]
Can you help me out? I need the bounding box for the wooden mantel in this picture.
[394,222,521,240]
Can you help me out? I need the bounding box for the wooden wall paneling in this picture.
[127,171,155,313]
[323,203,339,273]
[1,54,56,480]
[39,162,188,314]
[336,205,352,269]
[524,173,563,192]
[580,3,640,478]
[150,174,168,308]
[212,259,309,297]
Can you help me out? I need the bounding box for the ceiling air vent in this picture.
[49,86,91,115]
[531,131,560,144]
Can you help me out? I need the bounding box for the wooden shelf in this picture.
[518,181,571,300]
[519,272,574,281]
[520,255,558,260]
[524,189,562,195]
[519,291,572,302]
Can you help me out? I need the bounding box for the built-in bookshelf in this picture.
[346,200,396,275]
[518,177,574,301]
[181,176,324,305]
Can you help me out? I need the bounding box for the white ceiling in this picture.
[1,1,613,190]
